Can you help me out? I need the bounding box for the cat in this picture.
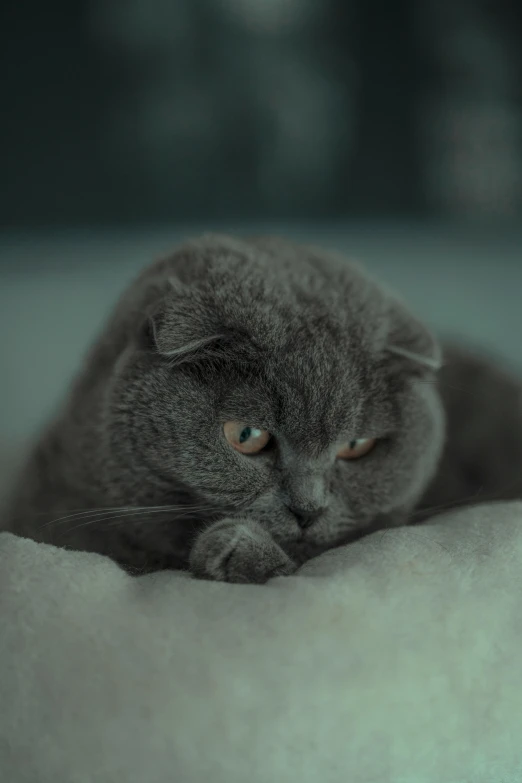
[2,234,522,582]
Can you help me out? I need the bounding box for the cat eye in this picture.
[223,421,271,455]
[337,438,376,460]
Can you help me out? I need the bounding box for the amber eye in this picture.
[223,421,271,454]
[337,438,376,460]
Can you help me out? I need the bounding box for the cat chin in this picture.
[278,522,373,564]
[241,504,388,550]
[296,508,410,550]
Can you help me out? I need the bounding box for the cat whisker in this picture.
[27,505,140,520]
[477,474,522,505]
[42,505,177,527]
[44,503,219,530]
[418,379,477,396]
[410,488,487,523]
[411,473,522,524]
[62,507,220,535]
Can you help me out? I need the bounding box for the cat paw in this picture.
[189,518,296,584]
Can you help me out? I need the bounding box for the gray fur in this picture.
[2,234,521,582]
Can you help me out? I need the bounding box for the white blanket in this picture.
[1,502,522,783]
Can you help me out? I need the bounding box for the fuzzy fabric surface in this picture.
[1,502,522,783]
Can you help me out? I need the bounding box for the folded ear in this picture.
[383,296,442,373]
[145,284,219,358]
[143,282,256,367]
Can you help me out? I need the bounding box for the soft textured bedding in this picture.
[1,501,522,783]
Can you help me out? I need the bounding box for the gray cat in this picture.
[3,234,522,582]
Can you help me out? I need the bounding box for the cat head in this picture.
[102,234,444,554]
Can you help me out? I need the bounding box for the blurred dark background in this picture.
[1,0,522,444]
[3,0,522,228]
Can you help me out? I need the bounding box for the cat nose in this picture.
[287,505,326,529]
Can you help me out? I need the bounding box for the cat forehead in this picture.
[152,235,394,395]
[273,364,369,448]
[223,339,375,452]
[158,239,386,383]
[173,234,376,304]
[193,261,379,350]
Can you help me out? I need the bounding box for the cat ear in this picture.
[143,282,254,366]
[383,297,442,373]
[148,317,229,364]
[143,289,224,364]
